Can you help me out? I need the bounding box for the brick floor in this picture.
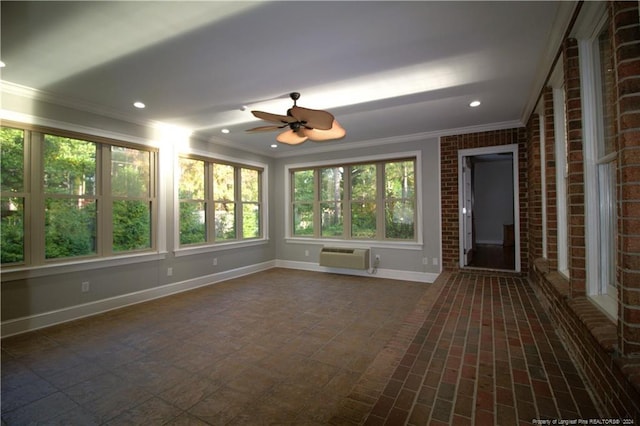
[333,271,602,425]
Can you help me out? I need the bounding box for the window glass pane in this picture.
[45,198,96,259]
[241,168,259,202]
[213,164,235,201]
[1,127,24,192]
[293,203,314,236]
[44,135,96,196]
[321,202,343,237]
[598,22,616,157]
[321,167,343,201]
[1,197,24,263]
[180,201,206,245]
[385,161,415,199]
[113,200,151,252]
[293,170,314,202]
[351,202,376,238]
[243,203,260,238]
[215,202,236,240]
[111,146,150,197]
[179,158,205,199]
[385,200,415,239]
[351,164,376,200]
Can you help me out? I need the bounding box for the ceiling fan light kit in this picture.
[246,92,345,145]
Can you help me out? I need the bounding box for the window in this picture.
[1,127,26,264]
[178,155,263,246]
[553,84,569,277]
[289,157,417,241]
[0,123,157,267]
[580,12,618,317]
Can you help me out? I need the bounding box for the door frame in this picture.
[457,144,520,272]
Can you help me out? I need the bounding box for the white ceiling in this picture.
[1,1,574,157]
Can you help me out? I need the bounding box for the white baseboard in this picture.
[1,261,276,337]
[275,260,439,283]
[1,260,439,337]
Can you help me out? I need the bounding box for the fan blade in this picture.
[251,110,296,124]
[245,125,281,133]
[276,129,307,145]
[289,106,334,130]
[304,120,346,142]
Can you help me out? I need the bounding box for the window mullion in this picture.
[376,162,384,240]
[30,131,45,265]
[235,167,242,239]
[206,162,214,243]
[100,144,110,257]
[344,167,351,239]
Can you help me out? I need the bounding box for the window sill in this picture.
[590,294,618,323]
[1,251,168,282]
[174,238,269,257]
[285,237,423,250]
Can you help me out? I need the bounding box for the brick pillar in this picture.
[613,0,640,357]
[543,88,559,271]
[527,113,542,266]
[564,37,587,298]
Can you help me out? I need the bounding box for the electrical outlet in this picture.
[213,257,217,266]
[81,281,90,292]
[305,250,309,257]
[432,257,439,266]
[422,257,428,265]
[375,255,381,262]
[167,267,173,276]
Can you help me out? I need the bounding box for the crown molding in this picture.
[1,80,159,130]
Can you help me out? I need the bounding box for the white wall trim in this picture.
[275,259,439,284]
[457,144,521,272]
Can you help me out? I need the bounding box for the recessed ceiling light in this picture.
[270,144,278,148]
[221,128,230,134]
[469,100,481,107]
[133,101,146,109]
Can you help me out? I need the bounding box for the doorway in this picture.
[458,144,520,272]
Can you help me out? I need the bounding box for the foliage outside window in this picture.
[291,158,416,241]
[179,155,263,246]
[0,124,157,266]
[1,127,26,264]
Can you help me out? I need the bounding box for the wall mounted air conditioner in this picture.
[319,247,370,270]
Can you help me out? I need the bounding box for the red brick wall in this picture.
[614,0,640,357]
[527,114,542,265]
[564,37,588,299]
[543,88,559,271]
[527,1,640,420]
[440,129,528,272]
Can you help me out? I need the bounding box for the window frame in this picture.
[578,9,618,319]
[0,121,160,271]
[550,62,570,279]
[175,149,268,256]
[285,151,422,249]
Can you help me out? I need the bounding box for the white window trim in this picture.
[577,7,618,320]
[174,147,269,254]
[549,60,570,278]
[284,150,423,246]
[0,115,164,276]
[552,86,570,278]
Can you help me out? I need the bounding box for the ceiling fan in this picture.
[246,92,345,145]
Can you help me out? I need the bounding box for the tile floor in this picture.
[1,268,601,425]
